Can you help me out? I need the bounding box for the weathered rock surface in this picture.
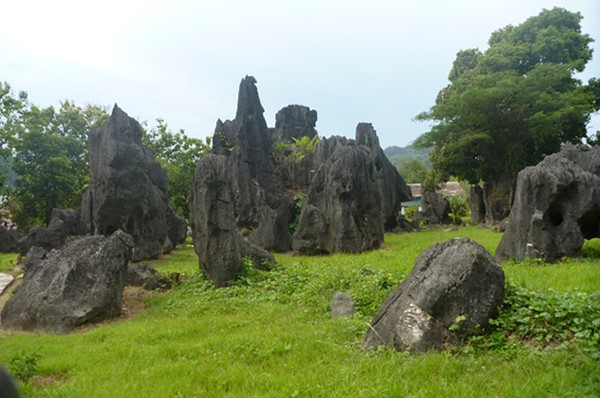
[1,230,134,333]
[363,238,505,352]
[191,154,274,287]
[83,105,184,261]
[272,104,318,144]
[127,263,177,290]
[470,185,486,224]
[212,76,294,252]
[21,246,48,275]
[293,138,384,254]
[356,123,412,229]
[0,226,19,253]
[330,292,355,318]
[394,214,420,233]
[18,208,87,256]
[496,145,600,262]
[272,105,319,192]
[419,189,452,225]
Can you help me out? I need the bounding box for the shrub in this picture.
[8,350,40,383]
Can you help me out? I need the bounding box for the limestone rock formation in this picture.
[496,145,600,262]
[355,123,412,229]
[83,105,184,261]
[272,104,318,144]
[1,230,134,333]
[469,185,486,224]
[191,154,274,287]
[17,208,87,256]
[212,76,294,252]
[271,105,319,191]
[363,238,505,352]
[418,189,452,225]
[292,138,384,254]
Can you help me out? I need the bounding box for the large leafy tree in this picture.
[0,83,28,193]
[415,7,598,221]
[9,97,109,230]
[142,119,210,220]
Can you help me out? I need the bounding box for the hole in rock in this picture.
[547,209,564,226]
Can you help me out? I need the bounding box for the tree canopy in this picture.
[415,7,598,218]
[142,119,210,220]
[2,93,110,230]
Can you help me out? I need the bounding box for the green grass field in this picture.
[0,227,598,397]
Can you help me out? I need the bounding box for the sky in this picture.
[1,0,599,149]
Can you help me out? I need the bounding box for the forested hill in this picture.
[383,145,431,168]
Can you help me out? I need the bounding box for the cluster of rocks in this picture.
[8,75,595,341]
[1,106,187,332]
[496,144,600,262]
[191,76,412,285]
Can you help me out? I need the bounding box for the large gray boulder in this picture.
[355,123,412,230]
[83,105,183,261]
[191,154,274,287]
[292,138,384,254]
[1,230,134,333]
[496,145,600,262]
[18,208,87,256]
[363,238,505,352]
[212,76,295,252]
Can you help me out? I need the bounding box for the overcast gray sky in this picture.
[1,0,599,148]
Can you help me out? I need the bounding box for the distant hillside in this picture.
[384,145,432,168]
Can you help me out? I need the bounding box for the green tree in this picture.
[0,83,28,193]
[397,159,428,183]
[415,7,597,221]
[11,100,109,231]
[13,130,84,229]
[142,119,210,220]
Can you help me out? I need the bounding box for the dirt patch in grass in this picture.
[32,373,69,389]
[120,286,152,320]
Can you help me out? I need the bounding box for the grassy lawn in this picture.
[0,227,598,397]
[0,252,19,272]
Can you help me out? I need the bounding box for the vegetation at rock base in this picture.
[415,7,599,218]
[0,228,598,397]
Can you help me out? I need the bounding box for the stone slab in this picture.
[0,273,14,295]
